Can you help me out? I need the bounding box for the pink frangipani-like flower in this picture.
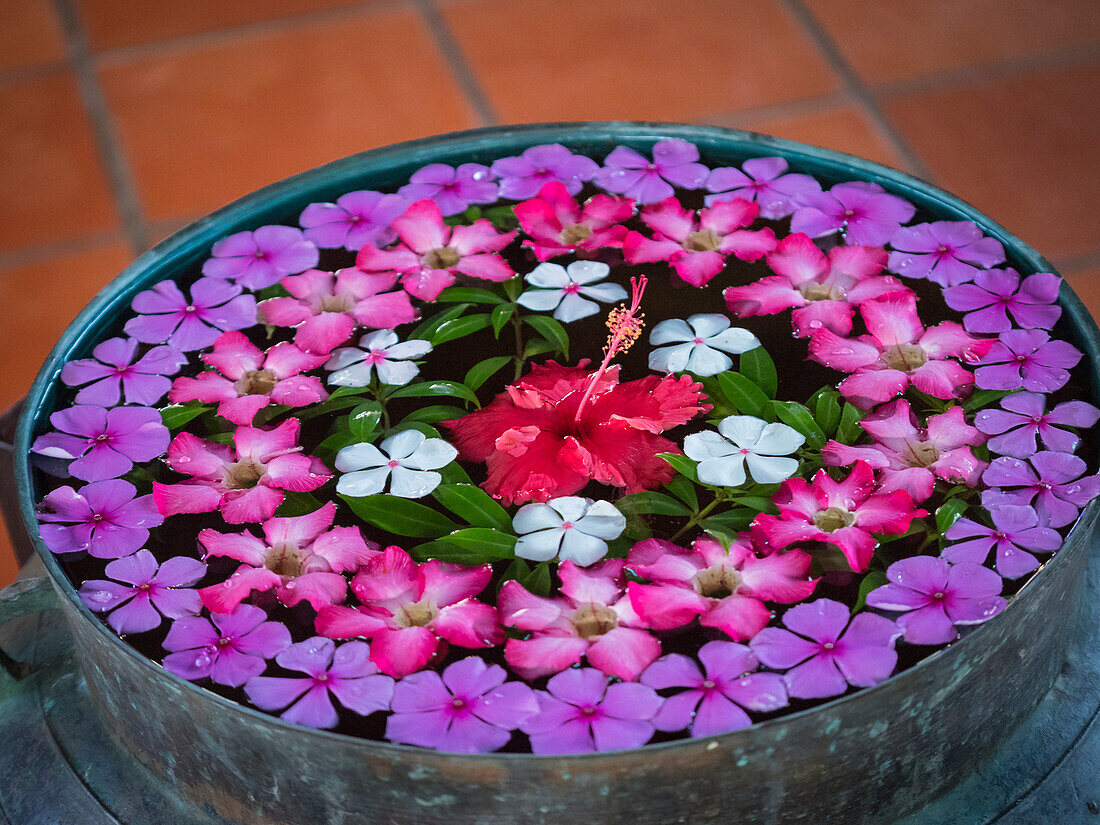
[386,657,539,753]
[888,221,1005,287]
[514,181,634,262]
[975,391,1099,458]
[79,549,205,634]
[397,162,498,216]
[198,501,378,613]
[299,190,408,251]
[942,504,1061,580]
[943,269,1062,334]
[626,535,817,642]
[124,278,257,352]
[61,337,184,407]
[490,143,599,200]
[791,181,916,247]
[315,545,502,678]
[153,418,331,524]
[974,329,1082,394]
[750,598,900,699]
[201,225,318,290]
[593,139,709,204]
[981,451,1100,528]
[623,197,776,287]
[162,603,292,687]
[865,556,1005,644]
[32,404,169,482]
[244,637,394,730]
[704,156,821,218]
[37,478,161,559]
[724,232,907,338]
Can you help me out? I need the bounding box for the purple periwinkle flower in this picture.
[397,162,499,216]
[887,221,1005,287]
[244,638,394,729]
[79,549,205,634]
[640,641,787,738]
[201,225,319,290]
[298,190,409,251]
[60,337,184,407]
[31,405,169,481]
[975,391,1098,458]
[385,657,538,753]
[162,604,292,687]
[865,556,1005,644]
[974,329,1082,393]
[942,505,1062,579]
[943,269,1062,333]
[520,668,662,754]
[790,181,916,247]
[982,452,1100,528]
[749,598,899,699]
[490,143,599,200]
[704,156,821,218]
[593,139,709,204]
[36,479,161,559]
[124,278,257,352]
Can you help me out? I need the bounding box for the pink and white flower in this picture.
[516,260,628,323]
[511,496,626,566]
[324,330,431,387]
[334,429,457,499]
[683,414,804,486]
[647,314,759,376]
[513,181,634,261]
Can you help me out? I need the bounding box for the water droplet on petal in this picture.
[193,653,211,668]
[90,590,112,603]
[809,320,822,329]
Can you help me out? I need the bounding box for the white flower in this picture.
[683,415,803,487]
[511,496,626,566]
[648,314,760,376]
[515,260,628,323]
[335,429,457,498]
[325,329,431,387]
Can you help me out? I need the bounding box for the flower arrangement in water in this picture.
[30,139,1100,754]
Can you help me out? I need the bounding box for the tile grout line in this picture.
[1055,249,1100,277]
[52,0,150,255]
[412,0,499,127]
[0,231,129,274]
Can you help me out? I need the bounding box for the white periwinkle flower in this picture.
[683,415,804,487]
[512,496,626,567]
[648,314,760,376]
[325,329,431,387]
[516,260,628,323]
[335,429,457,498]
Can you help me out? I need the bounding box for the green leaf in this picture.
[702,508,756,530]
[964,389,1014,412]
[439,461,473,485]
[716,371,770,418]
[490,303,516,337]
[314,429,360,463]
[836,403,866,444]
[410,304,471,341]
[519,561,552,596]
[663,474,699,510]
[696,521,743,547]
[408,539,501,565]
[435,286,506,305]
[730,495,777,514]
[658,452,699,482]
[465,355,513,391]
[739,347,778,398]
[431,314,492,346]
[349,401,383,441]
[523,338,557,358]
[274,491,324,517]
[386,421,442,439]
[523,315,570,358]
[387,380,481,407]
[339,494,456,538]
[483,204,519,231]
[160,403,208,430]
[296,394,373,421]
[813,389,843,436]
[614,492,692,517]
[328,385,374,400]
[401,404,466,425]
[771,400,826,449]
[936,498,969,535]
[855,570,888,611]
[432,483,512,531]
[441,527,517,559]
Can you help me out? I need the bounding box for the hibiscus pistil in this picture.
[574,275,647,421]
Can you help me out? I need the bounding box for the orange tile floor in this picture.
[2,0,1098,585]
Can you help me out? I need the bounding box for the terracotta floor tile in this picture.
[1064,267,1100,325]
[804,0,1100,85]
[0,73,119,253]
[98,10,477,222]
[0,0,67,72]
[442,0,840,123]
[884,62,1100,260]
[0,532,17,586]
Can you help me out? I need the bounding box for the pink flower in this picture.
[32,404,170,482]
[201,225,319,290]
[943,269,1062,333]
[162,604,292,687]
[499,559,661,682]
[356,199,516,300]
[514,181,634,262]
[36,479,161,559]
[169,331,328,425]
[298,190,408,251]
[626,536,817,641]
[724,232,908,337]
[60,337,183,407]
[942,504,1061,579]
[790,181,916,246]
[490,144,599,200]
[314,546,502,678]
[397,163,498,216]
[198,501,378,613]
[258,268,418,355]
[79,549,205,634]
[975,391,1099,458]
[124,278,257,352]
[153,418,331,524]
[751,461,926,573]
[974,329,1082,394]
[622,197,776,287]
[888,221,1005,287]
[593,139,709,204]
[704,156,822,218]
[821,399,987,503]
[808,292,993,409]
[442,360,709,505]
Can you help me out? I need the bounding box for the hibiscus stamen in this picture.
[573,276,647,422]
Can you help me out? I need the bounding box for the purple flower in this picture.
[982,451,1100,528]
[887,221,1005,287]
[974,329,1082,393]
[593,139,709,204]
[397,162,498,216]
[201,225,319,290]
[790,181,916,247]
[865,556,1005,644]
[750,598,899,699]
[640,641,787,738]
[490,143,599,200]
[60,338,184,407]
[162,604,292,687]
[943,269,1062,333]
[298,190,409,251]
[520,668,662,754]
[942,505,1062,579]
[79,549,206,634]
[124,278,257,352]
[975,391,1098,458]
[703,156,821,219]
[31,405,169,481]
[385,657,538,753]
[36,479,161,559]
[244,637,394,729]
